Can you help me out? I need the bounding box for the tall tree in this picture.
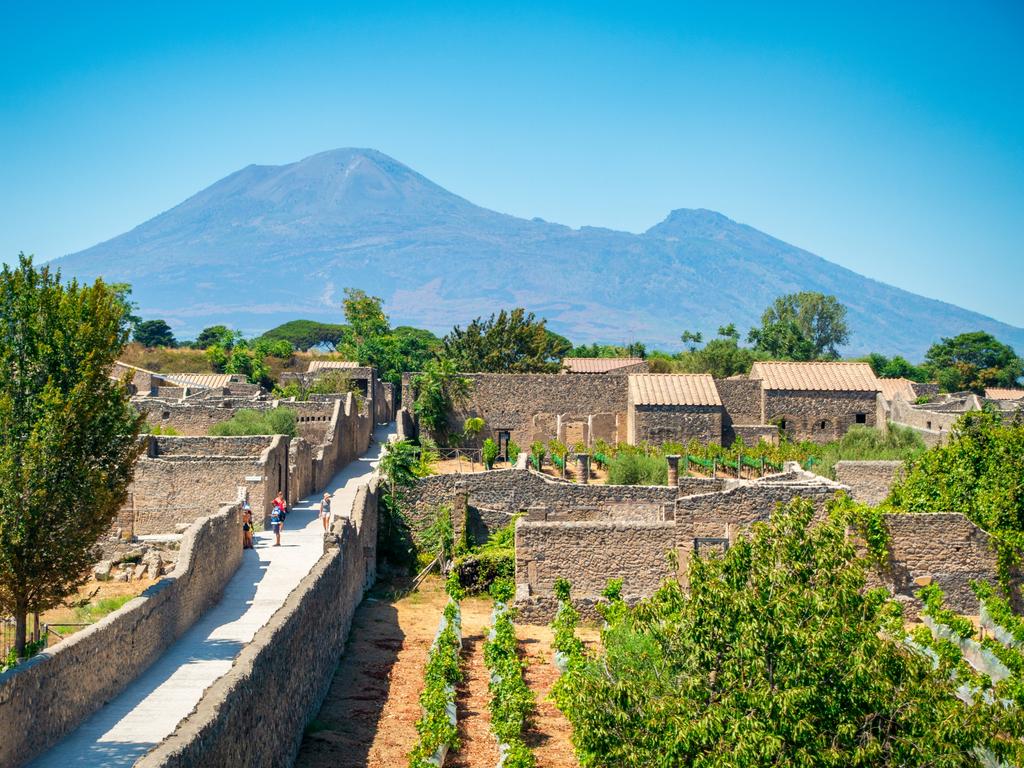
[441,308,570,373]
[342,288,390,345]
[748,291,850,360]
[923,331,1023,393]
[194,324,239,350]
[0,255,142,656]
[133,319,176,348]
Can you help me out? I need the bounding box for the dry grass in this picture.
[118,344,347,381]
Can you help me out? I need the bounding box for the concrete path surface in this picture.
[28,422,396,768]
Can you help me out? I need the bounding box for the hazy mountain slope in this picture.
[54,148,1024,358]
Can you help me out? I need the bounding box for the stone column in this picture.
[666,454,681,487]
[452,482,469,551]
[576,453,591,484]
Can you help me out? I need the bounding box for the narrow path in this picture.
[517,623,581,768]
[447,597,499,768]
[28,422,395,768]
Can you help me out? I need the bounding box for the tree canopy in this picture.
[554,497,1004,766]
[441,308,570,373]
[748,291,850,360]
[194,324,238,349]
[260,319,348,351]
[923,331,1023,393]
[0,255,142,656]
[133,319,176,348]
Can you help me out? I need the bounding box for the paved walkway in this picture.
[29,422,396,768]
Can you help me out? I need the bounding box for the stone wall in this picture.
[762,390,877,443]
[888,396,955,447]
[628,404,722,445]
[515,519,676,610]
[438,373,630,449]
[715,377,763,443]
[136,478,379,768]
[731,424,779,446]
[309,393,374,494]
[880,513,1017,615]
[834,460,904,505]
[0,503,243,768]
[136,400,275,436]
[403,468,677,541]
[119,436,287,535]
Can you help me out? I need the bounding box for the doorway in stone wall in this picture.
[497,430,511,460]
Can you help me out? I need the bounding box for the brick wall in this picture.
[0,503,244,768]
[834,460,904,505]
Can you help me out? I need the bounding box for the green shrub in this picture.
[208,408,297,437]
[409,600,463,767]
[606,452,667,485]
[450,548,513,594]
[482,437,499,469]
[484,609,536,767]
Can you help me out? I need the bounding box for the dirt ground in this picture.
[295,575,586,767]
[36,577,156,640]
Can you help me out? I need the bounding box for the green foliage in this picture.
[827,493,891,563]
[109,282,141,333]
[550,580,585,660]
[378,440,421,570]
[884,409,1024,594]
[810,423,925,478]
[141,423,181,436]
[748,291,850,360]
[861,351,931,382]
[441,308,570,373]
[0,255,143,656]
[409,601,463,768]
[354,325,441,391]
[484,608,536,767]
[194,324,238,349]
[972,580,1024,644]
[260,319,348,351]
[462,416,484,442]
[420,505,454,564]
[606,452,667,485]
[507,440,521,465]
[343,287,390,345]
[917,583,976,640]
[490,576,516,604]
[924,331,1023,393]
[448,518,518,594]
[274,370,364,404]
[482,437,499,469]
[553,498,1006,766]
[208,408,297,437]
[133,319,176,348]
[412,358,472,444]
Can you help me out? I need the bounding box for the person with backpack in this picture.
[273,491,287,532]
[270,502,282,546]
[242,501,254,549]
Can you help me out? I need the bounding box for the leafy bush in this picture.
[409,600,463,768]
[484,606,535,768]
[606,452,667,485]
[507,440,521,465]
[141,423,180,435]
[208,408,297,436]
[482,437,499,469]
[450,549,513,594]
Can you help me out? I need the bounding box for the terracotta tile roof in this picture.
[307,360,361,372]
[161,373,240,389]
[629,374,722,406]
[878,377,917,403]
[985,387,1024,401]
[749,361,880,392]
[562,357,645,374]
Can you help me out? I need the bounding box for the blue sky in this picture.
[2,1,1022,326]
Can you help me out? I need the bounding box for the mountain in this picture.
[54,148,1024,358]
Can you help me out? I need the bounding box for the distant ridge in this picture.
[53,148,1024,358]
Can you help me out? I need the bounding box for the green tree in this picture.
[554,497,1001,766]
[378,439,419,569]
[680,329,704,352]
[0,255,143,656]
[194,324,239,350]
[342,287,390,345]
[133,319,176,348]
[208,407,297,437]
[923,331,1023,393]
[748,291,850,360]
[412,358,472,444]
[109,282,141,333]
[260,319,348,351]
[862,352,930,382]
[355,325,440,389]
[442,308,570,373]
[677,325,762,378]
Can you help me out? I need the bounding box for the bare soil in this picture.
[517,622,581,768]
[294,575,450,768]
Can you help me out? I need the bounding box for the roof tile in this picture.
[629,374,722,406]
[749,361,880,392]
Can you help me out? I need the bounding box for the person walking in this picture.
[319,492,332,531]
[270,502,282,546]
[273,491,288,532]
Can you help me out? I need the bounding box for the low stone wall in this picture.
[404,468,677,539]
[730,424,779,446]
[834,460,904,505]
[136,400,274,436]
[515,519,676,613]
[879,513,1020,615]
[0,503,243,768]
[150,435,273,457]
[137,478,379,768]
